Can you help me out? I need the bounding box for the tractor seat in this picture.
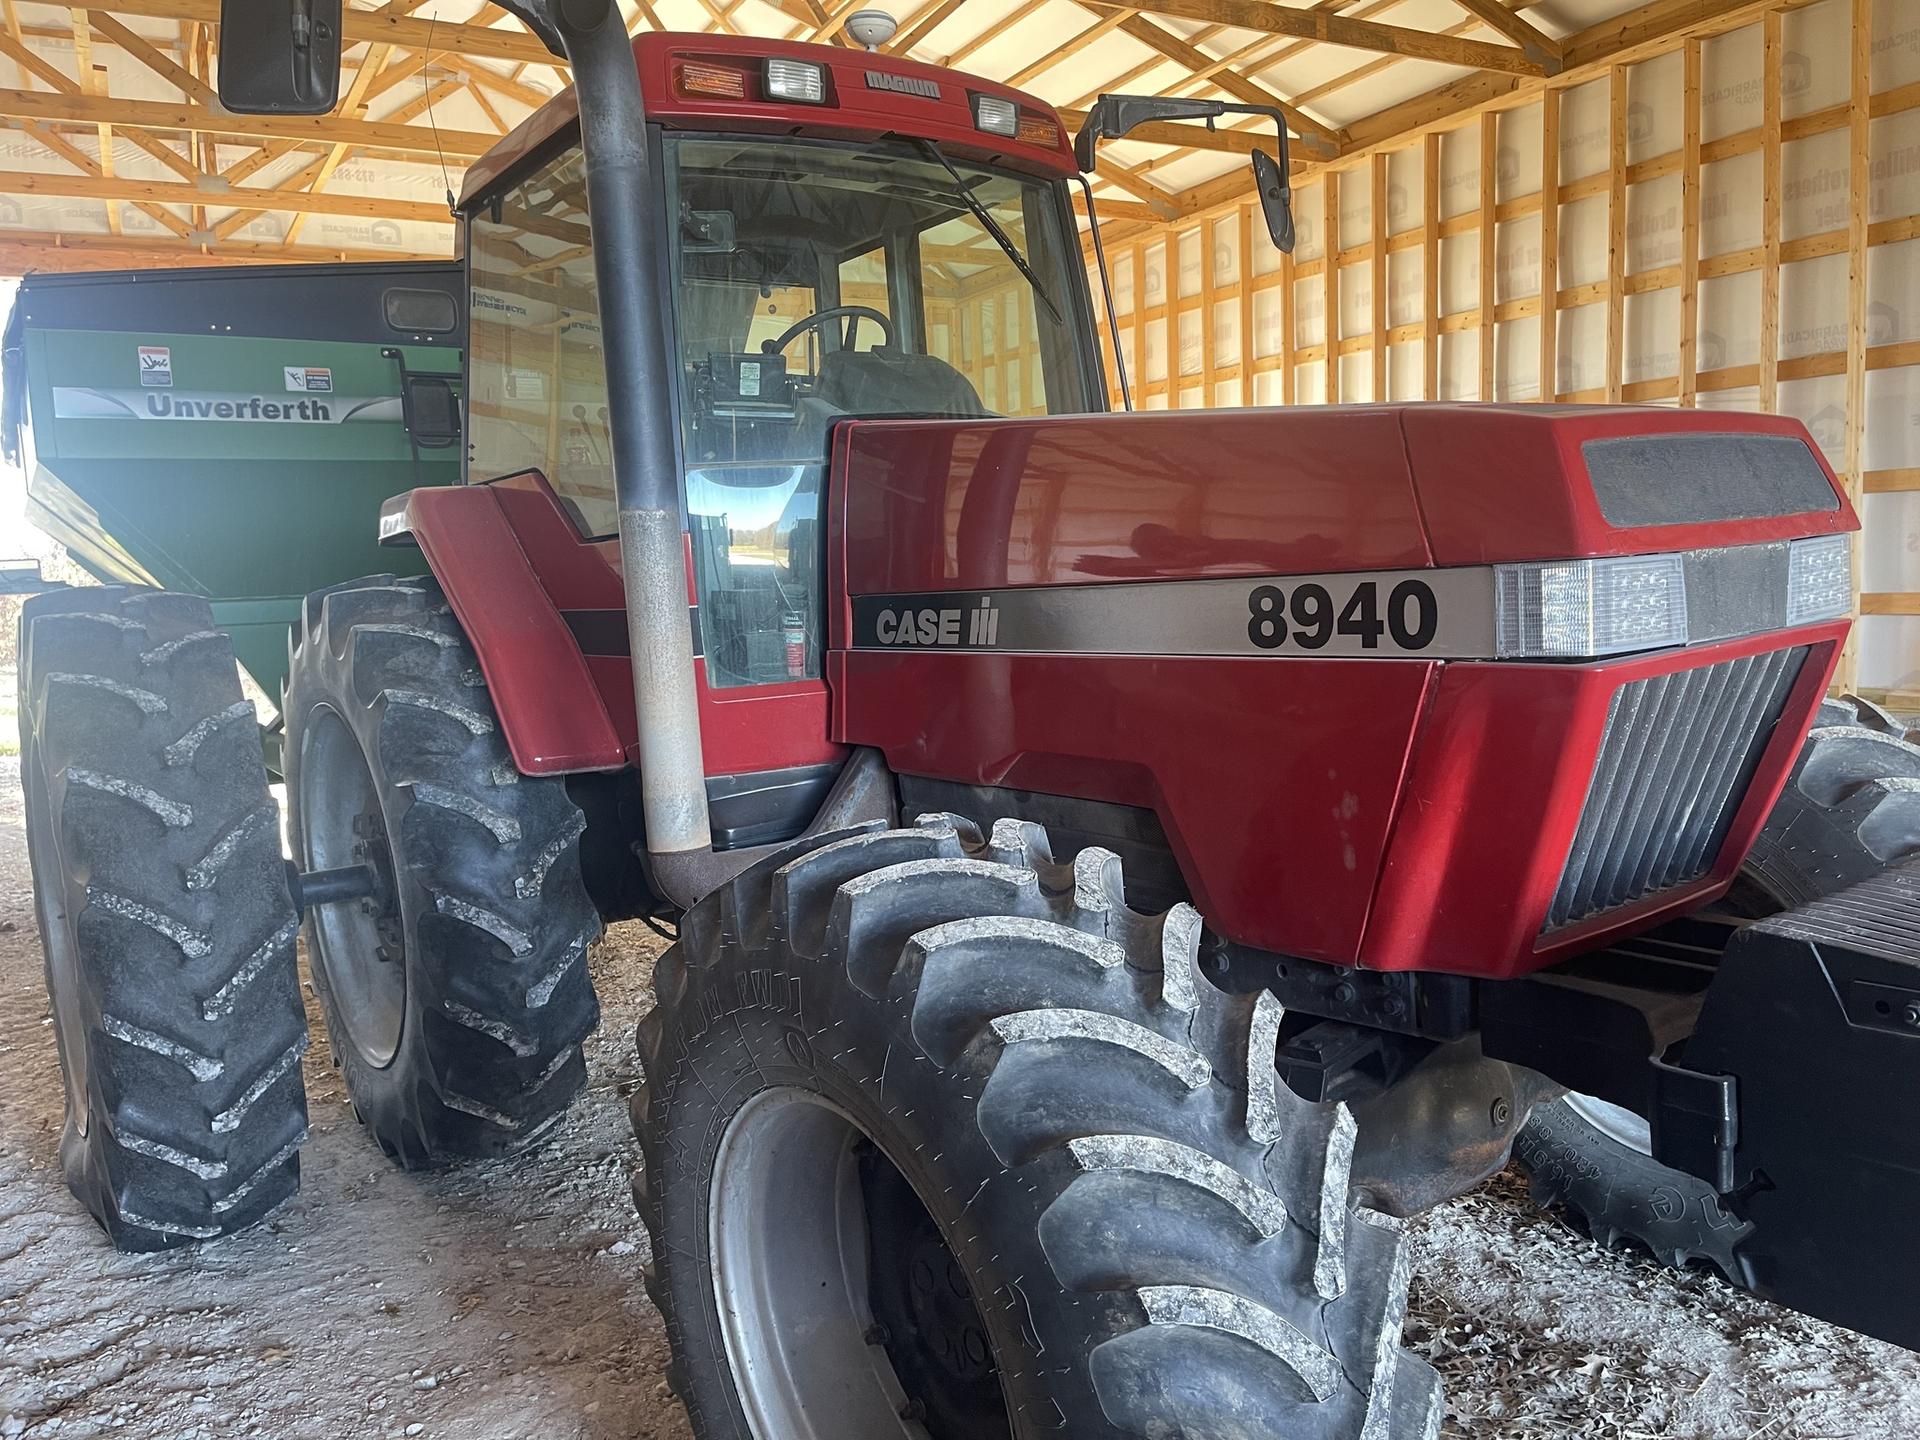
[813,346,989,419]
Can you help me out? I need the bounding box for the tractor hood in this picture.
[833,404,1855,596]
[831,404,1854,977]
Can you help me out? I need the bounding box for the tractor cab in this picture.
[449,52,1105,692]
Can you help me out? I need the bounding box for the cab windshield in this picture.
[663,133,1096,686]
[462,133,1097,692]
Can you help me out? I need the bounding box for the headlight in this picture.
[1495,554,1689,658]
[973,94,1019,137]
[764,58,827,104]
[1786,533,1851,625]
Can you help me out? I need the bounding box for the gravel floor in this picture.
[3,755,1920,1439]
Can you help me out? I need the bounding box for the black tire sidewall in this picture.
[651,937,1087,1440]
[1514,1097,1751,1277]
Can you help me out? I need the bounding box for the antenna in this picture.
[422,12,455,214]
[845,9,897,51]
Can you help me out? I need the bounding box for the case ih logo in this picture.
[872,596,1000,647]
[864,71,939,99]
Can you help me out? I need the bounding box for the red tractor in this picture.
[20,3,1920,1436]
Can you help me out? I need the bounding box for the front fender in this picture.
[381,486,625,773]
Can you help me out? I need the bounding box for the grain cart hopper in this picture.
[2,260,464,749]
[17,3,1920,1437]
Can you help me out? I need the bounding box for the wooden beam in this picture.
[1479,112,1496,399]
[0,168,455,225]
[1090,8,1346,153]
[1092,157,1182,219]
[93,0,558,67]
[1838,0,1871,690]
[1237,204,1255,405]
[1056,108,1265,155]
[0,227,448,274]
[1759,11,1781,413]
[1677,38,1700,405]
[1424,133,1440,398]
[0,86,497,158]
[1449,0,1564,70]
[87,10,217,105]
[1085,0,1550,76]
[1323,171,1339,402]
[1007,7,1136,89]
[885,0,968,54]
[1605,66,1626,403]
[1539,87,1558,401]
[1371,151,1388,401]
[1074,191,1162,224]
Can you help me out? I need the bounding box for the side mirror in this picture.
[1075,92,1296,254]
[1251,151,1294,254]
[403,376,462,450]
[217,0,343,115]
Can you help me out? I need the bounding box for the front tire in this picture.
[632,815,1442,1440]
[1516,696,1920,1282]
[284,575,601,1165]
[20,586,309,1249]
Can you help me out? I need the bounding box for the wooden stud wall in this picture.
[1089,0,1920,693]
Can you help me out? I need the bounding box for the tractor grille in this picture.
[1545,645,1809,931]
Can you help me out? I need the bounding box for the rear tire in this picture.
[632,815,1443,1440]
[20,586,309,1249]
[1515,695,1920,1283]
[284,574,601,1165]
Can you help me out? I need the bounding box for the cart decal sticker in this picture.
[284,366,334,393]
[137,345,171,387]
[52,388,401,425]
[851,567,1497,659]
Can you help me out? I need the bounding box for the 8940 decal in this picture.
[1247,578,1438,652]
[850,565,1495,658]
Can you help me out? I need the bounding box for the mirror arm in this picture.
[1074,93,1295,253]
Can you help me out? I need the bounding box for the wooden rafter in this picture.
[1080,5,1344,154]
[1084,0,1551,77]
[0,87,497,159]
[0,226,446,273]
[0,168,454,232]
[1448,0,1562,71]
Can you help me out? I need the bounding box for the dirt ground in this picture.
[4,758,1920,1439]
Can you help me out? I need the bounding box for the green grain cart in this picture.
[2,260,465,757]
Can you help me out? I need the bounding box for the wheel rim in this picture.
[709,1088,1009,1440]
[298,704,407,1067]
[1564,1091,1653,1155]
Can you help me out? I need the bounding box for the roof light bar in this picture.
[765,57,826,104]
[973,93,1018,138]
[678,60,748,101]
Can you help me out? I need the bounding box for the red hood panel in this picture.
[836,405,1855,596]
[1401,403,1855,565]
[836,408,1433,594]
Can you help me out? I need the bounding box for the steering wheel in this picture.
[764,304,894,357]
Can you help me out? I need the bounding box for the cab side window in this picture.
[466,146,615,537]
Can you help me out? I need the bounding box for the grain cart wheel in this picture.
[632,816,1443,1440]
[284,575,600,1165]
[20,585,309,1250]
[1516,696,1920,1282]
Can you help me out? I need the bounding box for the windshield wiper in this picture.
[914,138,1064,327]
